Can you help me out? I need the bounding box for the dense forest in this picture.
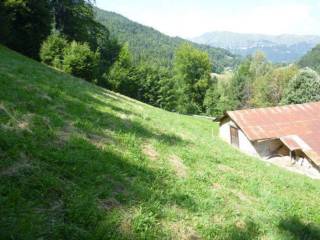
[299,44,320,73]
[1,1,320,117]
[94,8,239,73]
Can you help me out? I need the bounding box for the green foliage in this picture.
[63,41,100,82]
[0,1,10,44]
[106,44,139,96]
[228,52,278,109]
[96,34,122,86]
[51,0,98,46]
[251,65,298,107]
[229,58,252,109]
[136,65,166,107]
[204,77,236,117]
[158,76,177,111]
[40,32,69,68]
[95,8,239,73]
[1,0,52,59]
[299,44,320,73]
[282,68,320,104]
[174,44,212,114]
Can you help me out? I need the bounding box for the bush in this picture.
[62,41,100,82]
[282,68,320,104]
[40,32,68,68]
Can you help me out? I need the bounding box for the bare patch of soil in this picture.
[168,222,201,240]
[142,143,159,161]
[169,154,187,178]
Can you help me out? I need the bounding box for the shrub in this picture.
[62,41,100,82]
[40,32,68,69]
[282,68,320,104]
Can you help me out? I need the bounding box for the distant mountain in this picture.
[95,9,239,72]
[191,31,320,63]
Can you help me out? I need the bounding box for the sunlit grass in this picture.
[0,45,320,239]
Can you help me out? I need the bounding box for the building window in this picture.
[230,126,239,148]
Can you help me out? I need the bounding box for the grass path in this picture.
[0,45,320,239]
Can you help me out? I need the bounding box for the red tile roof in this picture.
[226,102,320,166]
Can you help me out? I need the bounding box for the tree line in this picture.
[0,0,218,115]
[205,51,320,117]
[1,1,320,117]
[94,8,239,74]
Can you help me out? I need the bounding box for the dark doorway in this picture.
[230,126,239,148]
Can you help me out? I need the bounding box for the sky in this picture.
[96,0,320,38]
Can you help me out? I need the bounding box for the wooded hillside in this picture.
[95,8,239,73]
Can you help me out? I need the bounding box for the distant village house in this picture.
[219,102,320,176]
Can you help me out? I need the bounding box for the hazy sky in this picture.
[96,0,320,38]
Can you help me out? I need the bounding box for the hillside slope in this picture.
[192,31,320,63]
[299,44,320,73]
[0,46,320,239]
[94,9,239,73]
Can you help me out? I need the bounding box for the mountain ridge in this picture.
[191,31,320,63]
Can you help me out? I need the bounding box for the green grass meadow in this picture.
[0,45,320,239]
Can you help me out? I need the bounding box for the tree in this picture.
[299,44,320,73]
[96,34,122,87]
[229,58,252,109]
[0,1,10,44]
[251,65,298,107]
[40,32,69,68]
[158,76,177,112]
[50,0,97,45]
[204,75,237,117]
[106,44,140,97]
[282,68,320,104]
[1,0,52,59]
[135,64,162,106]
[63,41,100,82]
[173,44,212,114]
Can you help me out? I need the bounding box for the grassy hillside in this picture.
[0,45,320,239]
[94,8,239,73]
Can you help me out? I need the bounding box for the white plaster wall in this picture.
[219,120,231,143]
[219,119,259,156]
[219,119,284,158]
[238,129,259,156]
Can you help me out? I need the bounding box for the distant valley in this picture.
[191,31,320,63]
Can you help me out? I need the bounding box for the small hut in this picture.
[219,102,320,173]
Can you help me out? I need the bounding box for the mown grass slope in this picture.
[0,45,320,240]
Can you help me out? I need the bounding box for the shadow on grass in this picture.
[0,124,195,239]
[0,70,194,239]
[279,217,320,240]
[57,88,189,147]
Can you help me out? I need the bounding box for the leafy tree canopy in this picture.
[174,44,212,114]
[63,41,100,82]
[282,68,320,104]
[299,44,320,73]
[1,0,52,59]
